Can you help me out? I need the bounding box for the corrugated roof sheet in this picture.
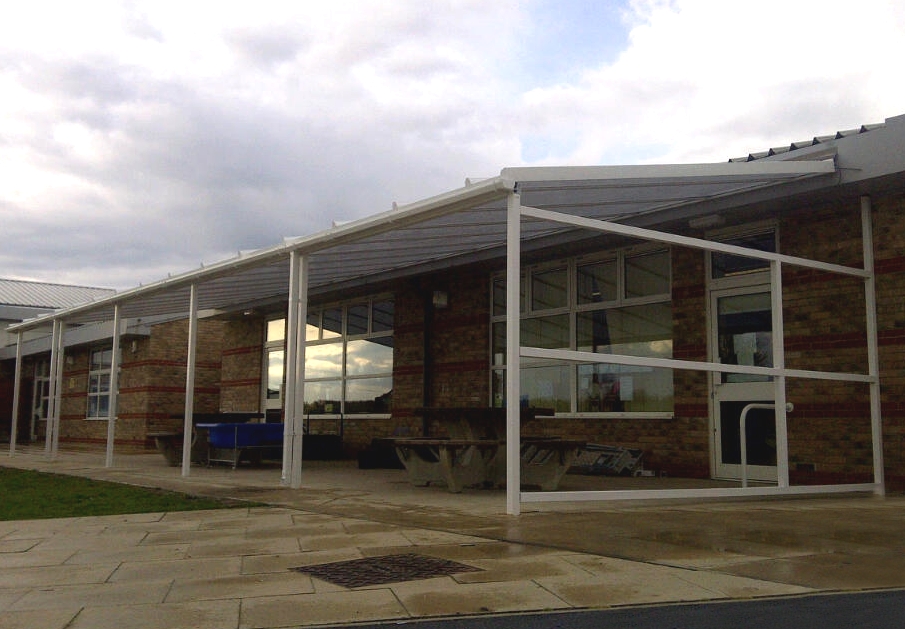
[0,278,115,309]
[729,122,885,163]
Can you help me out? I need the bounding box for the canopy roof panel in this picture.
[8,159,844,330]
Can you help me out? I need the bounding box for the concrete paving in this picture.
[2,446,904,628]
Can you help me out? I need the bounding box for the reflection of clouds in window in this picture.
[305,342,343,378]
[346,339,393,376]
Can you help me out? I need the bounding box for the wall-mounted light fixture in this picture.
[432,290,449,309]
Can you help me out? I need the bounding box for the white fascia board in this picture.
[8,177,514,333]
[501,160,836,182]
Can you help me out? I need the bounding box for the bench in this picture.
[392,439,501,493]
[199,422,284,468]
[392,408,585,492]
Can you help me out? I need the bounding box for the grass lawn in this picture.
[0,466,237,520]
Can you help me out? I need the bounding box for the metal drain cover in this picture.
[291,553,482,588]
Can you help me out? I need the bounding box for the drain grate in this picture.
[291,553,482,588]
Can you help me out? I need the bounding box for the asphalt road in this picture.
[351,589,905,629]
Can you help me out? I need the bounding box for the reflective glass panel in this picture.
[625,251,670,298]
[322,308,342,338]
[345,377,392,413]
[712,232,775,278]
[304,342,343,378]
[531,267,568,310]
[266,319,285,343]
[90,349,112,371]
[267,349,284,399]
[577,260,617,304]
[372,301,394,332]
[717,292,772,383]
[347,304,369,335]
[521,314,569,350]
[520,365,570,412]
[306,312,320,341]
[304,380,342,414]
[345,339,393,376]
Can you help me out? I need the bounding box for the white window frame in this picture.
[491,245,673,418]
[87,347,113,420]
[272,295,394,419]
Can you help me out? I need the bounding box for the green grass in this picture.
[0,467,237,520]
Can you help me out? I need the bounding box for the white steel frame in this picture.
[504,193,883,514]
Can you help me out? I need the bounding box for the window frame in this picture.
[490,246,673,418]
[300,295,395,418]
[86,347,114,420]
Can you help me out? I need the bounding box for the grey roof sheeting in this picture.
[8,114,905,333]
[0,278,115,310]
[729,122,886,163]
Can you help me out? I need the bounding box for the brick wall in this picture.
[31,318,226,448]
[220,318,264,413]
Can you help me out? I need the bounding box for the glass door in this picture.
[710,287,777,482]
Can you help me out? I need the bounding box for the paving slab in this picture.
[1,448,904,628]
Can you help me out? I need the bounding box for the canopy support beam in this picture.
[181,284,198,477]
[283,250,308,488]
[505,191,522,515]
[8,332,23,456]
[105,304,122,468]
[862,195,885,495]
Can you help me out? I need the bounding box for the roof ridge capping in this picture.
[728,116,892,163]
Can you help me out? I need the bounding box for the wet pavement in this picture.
[1,447,904,628]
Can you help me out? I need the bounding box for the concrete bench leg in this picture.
[395,446,445,487]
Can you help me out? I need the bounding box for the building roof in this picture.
[7,114,905,334]
[729,122,885,163]
[0,278,115,310]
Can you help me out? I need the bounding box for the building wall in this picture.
[220,318,264,413]
[22,319,224,448]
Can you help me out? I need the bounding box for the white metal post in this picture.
[47,320,65,459]
[290,254,309,489]
[105,305,122,468]
[8,331,23,456]
[45,320,60,457]
[861,196,885,495]
[505,191,522,515]
[181,284,198,477]
[770,260,789,488]
[282,252,301,485]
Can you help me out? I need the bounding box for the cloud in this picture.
[1,0,904,291]
[517,0,905,163]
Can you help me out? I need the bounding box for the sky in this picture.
[2,0,905,290]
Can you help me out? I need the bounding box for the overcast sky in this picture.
[3,0,904,290]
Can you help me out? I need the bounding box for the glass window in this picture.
[625,251,670,298]
[266,350,284,400]
[305,342,344,379]
[304,380,342,415]
[491,247,673,414]
[345,377,392,414]
[347,304,369,335]
[306,312,320,341]
[712,231,775,279]
[87,348,113,419]
[522,315,569,350]
[322,308,342,338]
[577,259,617,304]
[531,267,568,310]
[372,301,394,332]
[302,298,394,415]
[345,338,393,376]
[266,319,285,343]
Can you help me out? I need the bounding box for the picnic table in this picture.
[392,407,585,492]
[148,412,264,466]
